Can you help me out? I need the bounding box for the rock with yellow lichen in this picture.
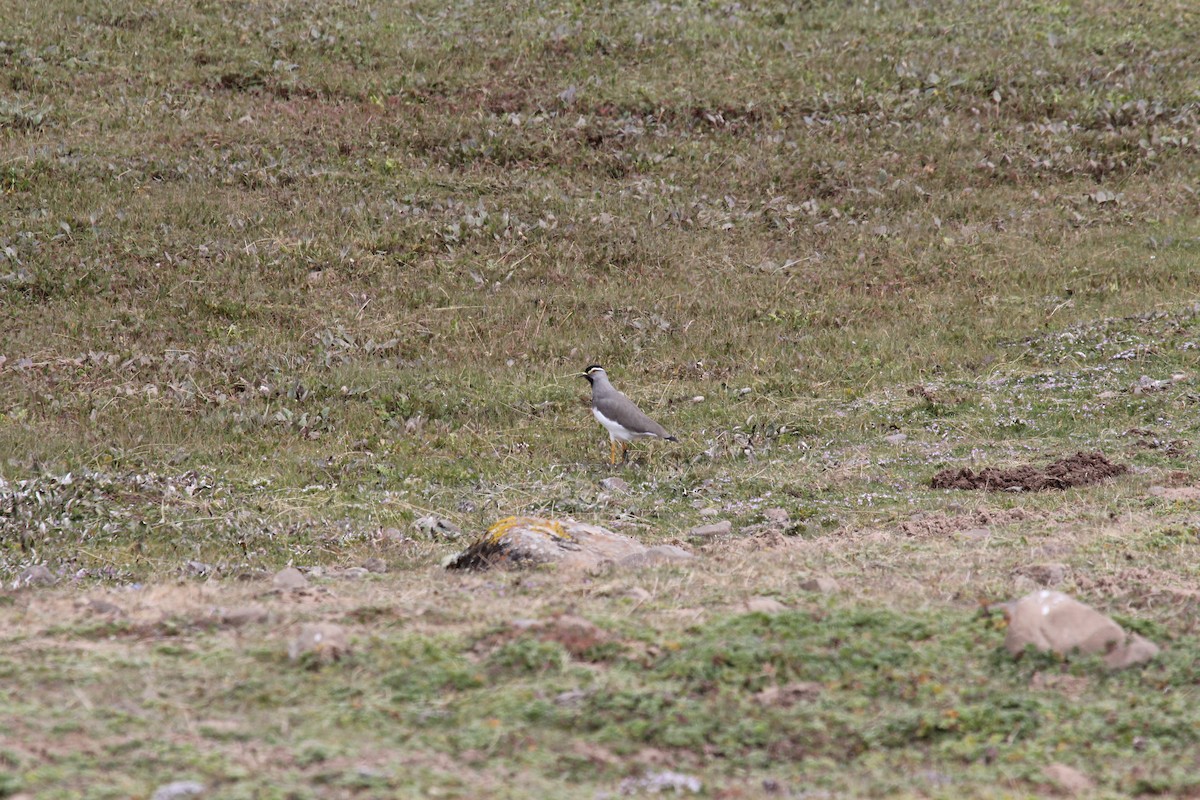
[447,516,694,572]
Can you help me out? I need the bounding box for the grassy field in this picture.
[3,0,1200,796]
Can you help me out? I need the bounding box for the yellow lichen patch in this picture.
[483,516,571,546]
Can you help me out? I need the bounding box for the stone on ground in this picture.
[288,623,350,663]
[447,517,694,571]
[800,576,840,594]
[599,477,629,494]
[1004,590,1159,669]
[151,782,206,800]
[15,565,56,588]
[272,566,308,590]
[1043,763,1094,796]
[686,520,732,541]
[414,515,463,540]
[620,544,694,569]
[743,596,788,614]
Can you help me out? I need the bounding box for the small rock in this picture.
[414,515,462,540]
[691,395,704,403]
[233,568,270,582]
[185,561,214,577]
[1016,563,1068,586]
[626,586,652,602]
[599,476,629,493]
[151,782,206,800]
[380,527,408,543]
[554,688,589,707]
[339,567,369,580]
[698,507,719,518]
[957,527,991,542]
[1043,763,1094,796]
[1004,590,1159,669]
[272,567,309,591]
[754,682,822,707]
[686,520,732,540]
[744,596,787,614]
[362,557,388,574]
[618,545,694,568]
[80,598,124,617]
[216,606,269,627]
[621,771,702,795]
[762,507,790,526]
[16,565,56,588]
[800,576,840,594]
[884,432,908,444]
[288,623,350,663]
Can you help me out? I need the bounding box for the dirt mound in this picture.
[931,452,1128,492]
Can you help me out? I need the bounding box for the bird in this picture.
[582,365,677,465]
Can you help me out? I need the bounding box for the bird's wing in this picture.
[594,392,672,439]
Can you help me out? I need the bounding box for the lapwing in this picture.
[582,365,677,465]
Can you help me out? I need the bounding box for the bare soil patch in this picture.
[930,452,1128,492]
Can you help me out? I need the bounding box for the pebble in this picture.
[272,567,309,591]
[686,520,733,540]
[599,477,629,494]
[618,545,694,568]
[288,623,350,663]
[16,565,57,588]
[151,782,206,800]
[1043,763,1094,796]
[800,576,840,594]
[744,596,787,614]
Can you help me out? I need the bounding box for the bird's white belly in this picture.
[593,408,634,442]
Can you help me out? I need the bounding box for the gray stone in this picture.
[1016,562,1068,587]
[626,586,652,602]
[619,545,694,569]
[339,567,370,579]
[80,598,124,617]
[762,507,790,526]
[380,527,408,543]
[800,576,840,594]
[185,560,214,577]
[288,623,350,663]
[754,682,822,707]
[599,477,629,494]
[362,557,388,574]
[272,567,308,591]
[151,782,206,800]
[414,515,462,540]
[216,606,269,627]
[449,517,696,572]
[744,596,787,614]
[957,527,991,542]
[698,507,719,518]
[1004,590,1160,669]
[884,432,908,444]
[687,520,732,540]
[1043,763,1093,796]
[16,565,55,588]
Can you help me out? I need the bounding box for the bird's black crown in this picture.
[582,364,605,382]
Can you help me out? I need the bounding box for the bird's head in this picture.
[582,364,606,384]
